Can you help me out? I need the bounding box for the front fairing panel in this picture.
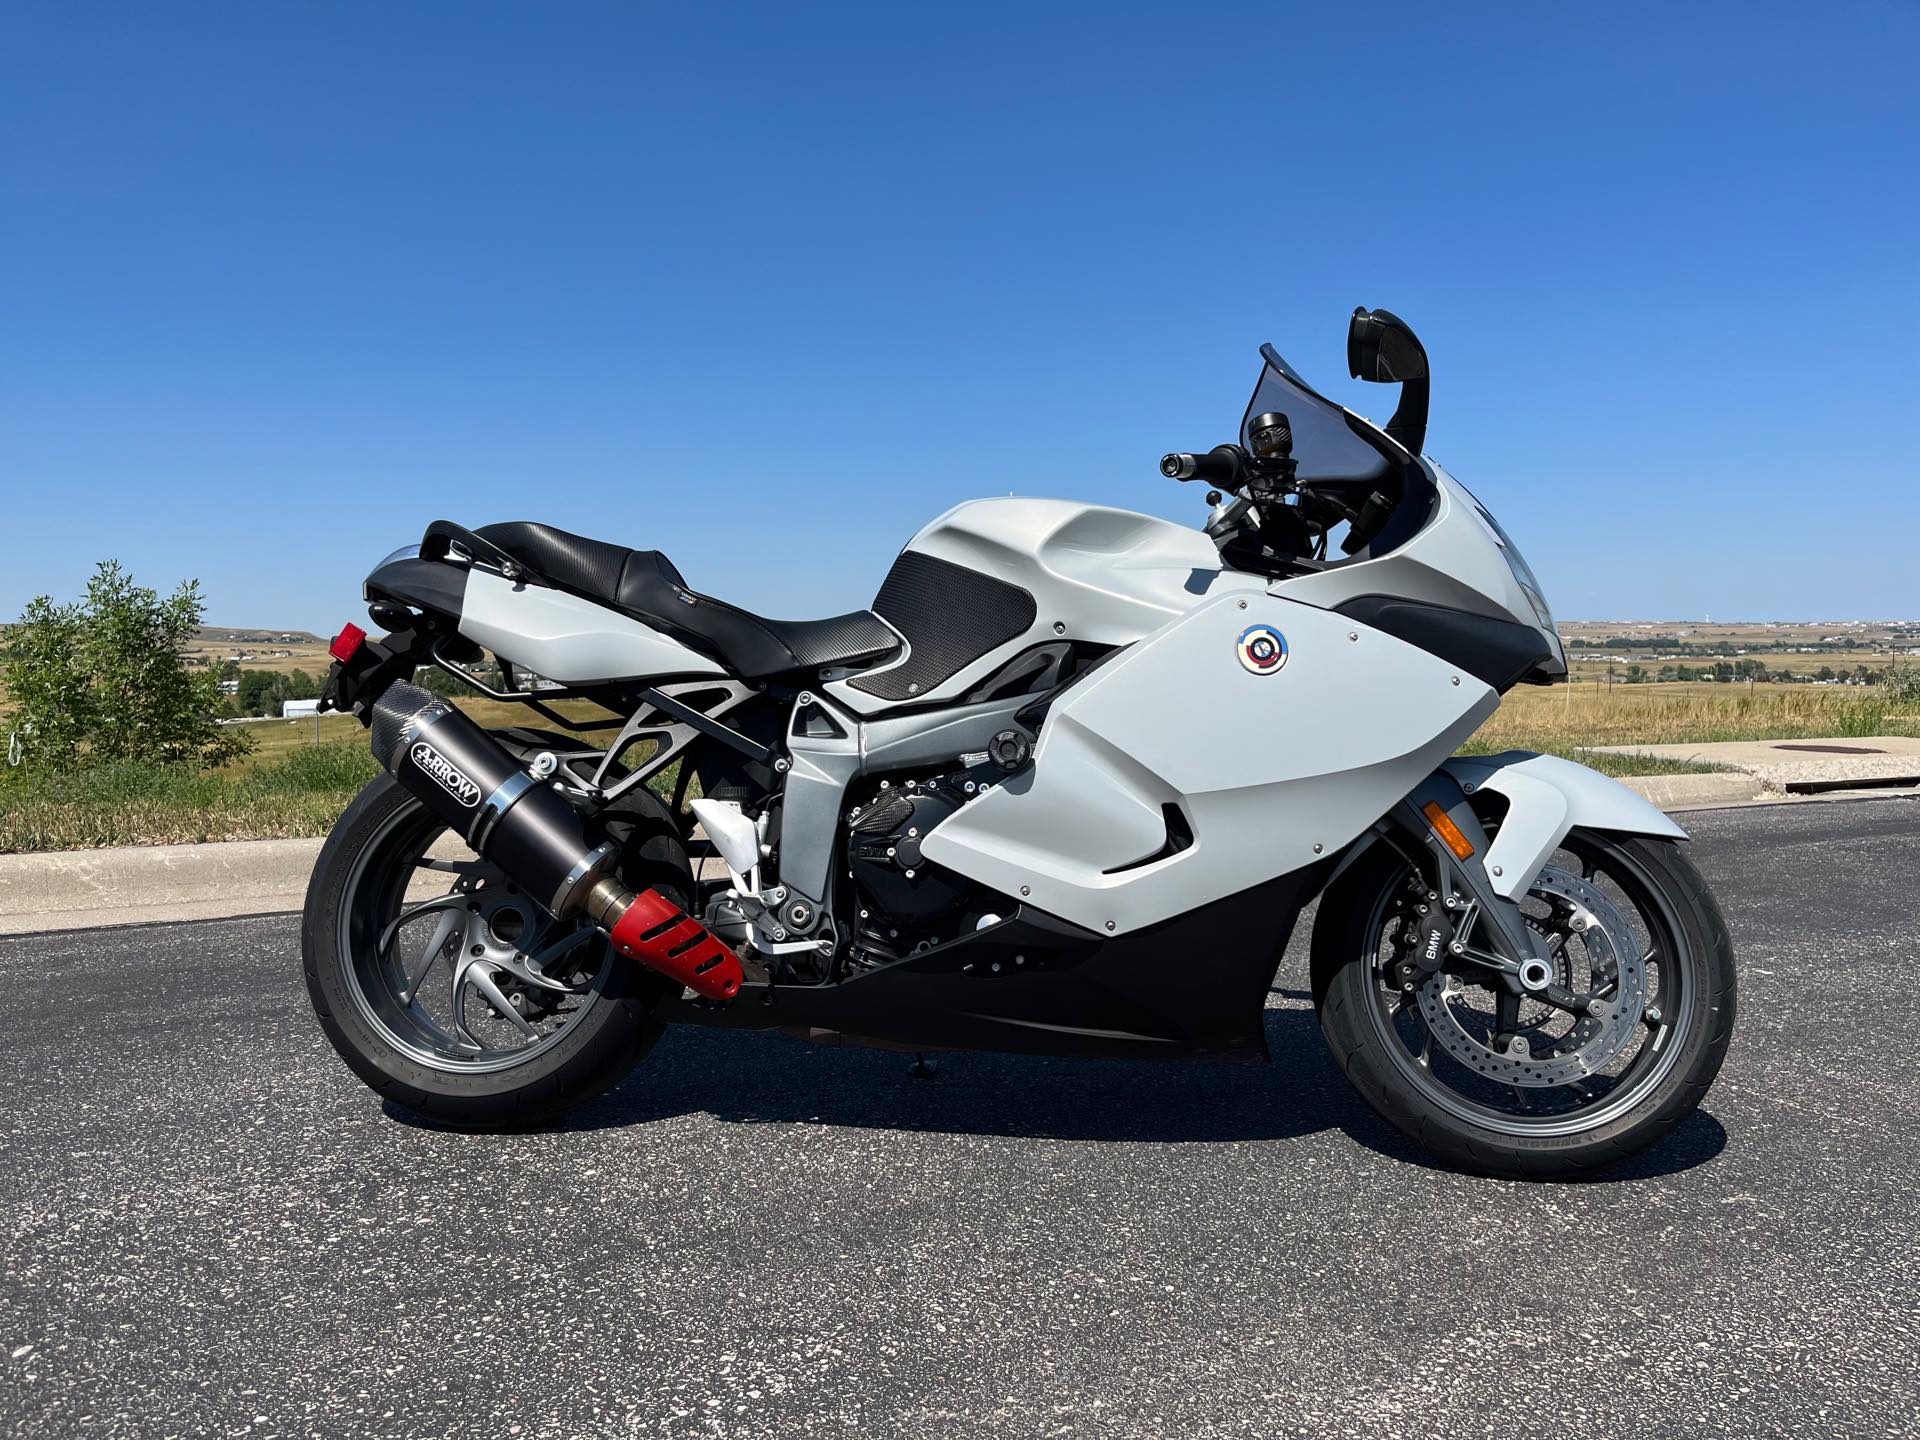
[1275,462,1563,670]
[921,588,1496,933]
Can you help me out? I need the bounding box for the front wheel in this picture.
[1312,829,1736,1179]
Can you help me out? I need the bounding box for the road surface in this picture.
[3,799,1917,1438]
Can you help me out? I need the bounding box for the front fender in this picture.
[1443,750,1687,899]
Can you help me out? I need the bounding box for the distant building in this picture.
[282,699,322,718]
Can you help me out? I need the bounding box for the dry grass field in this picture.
[229,677,1918,776]
[223,695,616,767]
[1470,677,1920,754]
[237,673,1919,769]
[180,626,333,678]
[237,680,1920,772]
[0,695,639,852]
[4,618,1917,850]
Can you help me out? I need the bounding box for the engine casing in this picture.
[844,773,977,961]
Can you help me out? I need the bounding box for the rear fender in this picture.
[365,547,467,623]
[1444,750,1687,899]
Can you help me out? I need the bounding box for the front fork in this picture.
[1379,776,1607,1027]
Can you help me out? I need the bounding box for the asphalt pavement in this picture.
[3,799,1917,1438]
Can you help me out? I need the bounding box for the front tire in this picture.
[1312,829,1736,1179]
[302,772,685,1128]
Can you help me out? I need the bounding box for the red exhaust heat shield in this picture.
[607,889,745,1001]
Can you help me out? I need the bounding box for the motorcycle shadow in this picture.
[523,991,1727,1181]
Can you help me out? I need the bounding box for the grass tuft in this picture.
[0,743,382,852]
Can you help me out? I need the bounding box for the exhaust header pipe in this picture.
[370,683,744,1001]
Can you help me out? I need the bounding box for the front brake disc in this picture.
[1415,865,1648,1088]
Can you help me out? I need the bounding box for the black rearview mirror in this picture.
[1346,306,1431,457]
[1347,307,1428,384]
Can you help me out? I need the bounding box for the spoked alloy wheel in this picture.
[342,802,610,1074]
[1313,829,1736,1178]
[303,772,680,1127]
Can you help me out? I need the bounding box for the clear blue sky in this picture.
[2,2,1914,631]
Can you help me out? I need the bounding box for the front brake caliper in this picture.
[1393,880,1455,985]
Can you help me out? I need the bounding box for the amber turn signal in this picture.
[1422,800,1476,860]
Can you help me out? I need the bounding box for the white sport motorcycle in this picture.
[305,308,1735,1178]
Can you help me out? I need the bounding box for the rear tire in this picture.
[1312,830,1736,1180]
[302,772,686,1129]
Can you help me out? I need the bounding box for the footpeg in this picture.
[600,885,746,1001]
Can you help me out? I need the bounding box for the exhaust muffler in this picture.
[369,682,744,1001]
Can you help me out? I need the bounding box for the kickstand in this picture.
[907,1053,938,1080]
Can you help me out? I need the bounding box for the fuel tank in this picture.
[824,498,1263,713]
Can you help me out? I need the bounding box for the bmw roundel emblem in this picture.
[1236,623,1288,675]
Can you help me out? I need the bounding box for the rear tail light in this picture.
[328,622,368,663]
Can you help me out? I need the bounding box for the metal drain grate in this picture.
[1772,743,1886,755]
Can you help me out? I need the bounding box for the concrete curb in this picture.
[0,837,325,936]
[1588,736,1920,795]
[1613,772,1768,810]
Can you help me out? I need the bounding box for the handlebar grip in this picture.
[1160,445,1243,485]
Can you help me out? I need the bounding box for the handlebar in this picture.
[1160,445,1245,486]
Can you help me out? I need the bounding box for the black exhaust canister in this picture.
[370,682,616,919]
[368,681,744,1000]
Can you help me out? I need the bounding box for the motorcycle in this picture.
[304,307,1736,1178]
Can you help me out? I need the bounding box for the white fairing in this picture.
[1443,751,1687,898]
[921,591,1498,933]
[1281,463,1565,668]
[460,568,726,684]
[823,498,1264,713]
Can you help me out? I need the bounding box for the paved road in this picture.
[4,800,1918,1439]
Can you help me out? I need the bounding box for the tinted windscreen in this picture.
[1240,351,1394,486]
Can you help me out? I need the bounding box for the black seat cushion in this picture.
[472,521,899,680]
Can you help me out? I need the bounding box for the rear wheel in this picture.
[302,772,686,1128]
[1312,829,1736,1179]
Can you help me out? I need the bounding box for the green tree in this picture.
[2,561,252,771]
[412,664,463,699]
[236,669,281,716]
[228,667,323,717]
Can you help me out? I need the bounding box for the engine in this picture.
[843,768,994,966]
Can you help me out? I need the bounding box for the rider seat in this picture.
[468,521,901,681]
